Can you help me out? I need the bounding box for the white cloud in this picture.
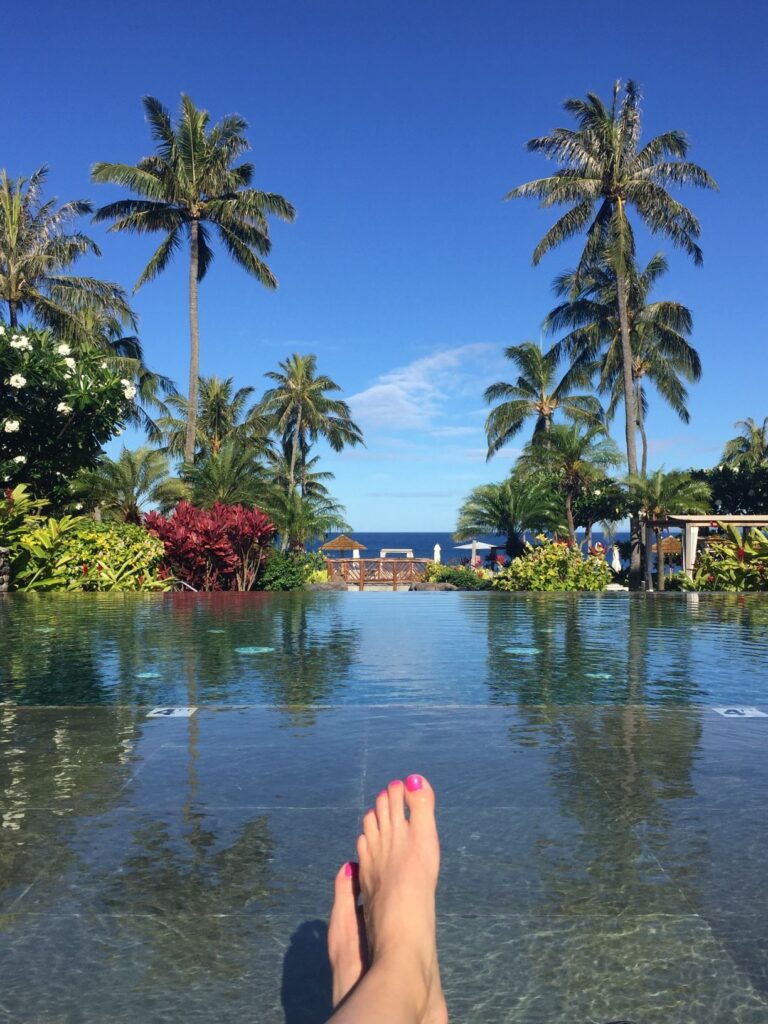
[348,343,494,431]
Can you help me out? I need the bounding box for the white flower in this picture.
[9,336,31,351]
[56,343,71,356]
[74,503,83,510]
[0,325,5,335]
[12,455,26,464]
[56,402,72,415]
[3,420,20,433]
[101,361,108,369]
[8,374,26,388]
[63,357,76,371]
[121,379,137,400]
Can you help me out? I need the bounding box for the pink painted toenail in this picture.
[405,774,423,792]
[389,779,402,787]
[378,789,387,798]
[344,862,355,877]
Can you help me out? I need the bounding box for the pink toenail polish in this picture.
[405,774,423,792]
[344,862,354,877]
[389,779,402,787]
[378,789,387,798]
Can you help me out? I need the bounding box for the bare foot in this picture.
[328,861,368,1007]
[356,774,447,1023]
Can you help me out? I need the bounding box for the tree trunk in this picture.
[585,521,593,549]
[655,527,665,591]
[183,221,201,465]
[8,300,18,328]
[565,492,576,543]
[615,265,641,588]
[636,381,648,477]
[288,411,302,493]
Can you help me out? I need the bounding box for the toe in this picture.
[404,773,436,831]
[362,807,379,849]
[356,832,369,869]
[332,860,360,910]
[387,778,406,826]
[375,788,390,832]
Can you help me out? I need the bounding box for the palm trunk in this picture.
[585,521,593,548]
[615,264,641,589]
[655,527,665,591]
[565,492,576,543]
[8,300,18,328]
[183,221,201,465]
[636,381,648,477]
[288,412,301,493]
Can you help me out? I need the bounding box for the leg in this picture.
[326,775,447,1024]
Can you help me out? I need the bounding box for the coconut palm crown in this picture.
[721,418,768,470]
[91,95,296,463]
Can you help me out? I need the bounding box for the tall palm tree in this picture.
[0,166,133,330]
[265,448,334,500]
[721,418,768,469]
[627,469,710,589]
[455,473,564,557]
[261,488,350,553]
[507,81,716,583]
[73,447,188,523]
[159,375,272,460]
[92,95,296,463]
[518,424,623,542]
[484,341,602,456]
[183,442,264,508]
[258,353,364,493]
[546,253,701,475]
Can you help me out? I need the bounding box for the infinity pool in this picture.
[1,592,767,1022]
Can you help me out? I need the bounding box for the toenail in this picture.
[344,862,355,877]
[378,789,387,798]
[405,774,423,792]
[388,779,402,787]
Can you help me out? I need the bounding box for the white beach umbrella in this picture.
[454,539,496,565]
[611,544,622,574]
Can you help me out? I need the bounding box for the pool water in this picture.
[1,592,768,1022]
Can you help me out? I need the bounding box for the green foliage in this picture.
[573,478,629,531]
[73,446,188,522]
[424,563,492,590]
[492,537,612,592]
[691,464,768,515]
[455,473,563,557]
[259,550,325,591]
[684,523,768,592]
[721,417,768,470]
[13,518,170,592]
[627,468,711,518]
[0,483,47,552]
[0,324,135,504]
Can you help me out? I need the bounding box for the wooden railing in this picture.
[326,558,431,590]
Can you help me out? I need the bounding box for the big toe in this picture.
[404,773,437,832]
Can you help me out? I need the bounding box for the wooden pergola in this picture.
[645,514,768,582]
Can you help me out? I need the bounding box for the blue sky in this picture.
[5,0,767,529]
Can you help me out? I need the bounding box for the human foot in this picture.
[328,860,368,1007]
[356,774,446,1023]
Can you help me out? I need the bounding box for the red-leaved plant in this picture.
[145,502,275,591]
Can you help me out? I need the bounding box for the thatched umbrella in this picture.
[320,535,367,558]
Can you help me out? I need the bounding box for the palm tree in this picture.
[261,488,350,553]
[518,424,623,542]
[546,253,701,475]
[265,448,334,500]
[507,81,716,583]
[455,474,564,557]
[73,447,188,523]
[0,166,133,330]
[484,341,602,456]
[258,353,364,493]
[721,418,768,469]
[627,469,710,589]
[159,375,272,460]
[92,95,296,463]
[183,442,264,508]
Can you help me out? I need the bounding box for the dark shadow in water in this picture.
[281,919,333,1024]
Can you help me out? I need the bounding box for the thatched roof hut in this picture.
[321,534,367,554]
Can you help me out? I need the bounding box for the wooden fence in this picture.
[326,558,431,590]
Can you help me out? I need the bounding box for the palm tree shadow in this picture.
[281,919,333,1024]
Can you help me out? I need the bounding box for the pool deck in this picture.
[2,700,768,1023]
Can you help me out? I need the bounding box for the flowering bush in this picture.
[145,501,275,591]
[13,517,170,591]
[684,522,768,592]
[492,536,612,592]
[0,324,134,504]
[423,563,493,590]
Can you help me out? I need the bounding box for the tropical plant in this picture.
[546,254,701,475]
[72,447,188,523]
[691,464,768,516]
[258,353,364,494]
[145,501,275,591]
[423,563,493,590]
[264,448,334,499]
[572,477,629,546]
[517,424,623,542]
[683,522,768,592]
[492,535,612,591]
[455,473,563,556]
[627,469,710,589]
[183,442,264,508]
[0,324,137,504]
[0,167,134,331]
[721,417,768,470]
[258,550,325,592]
[507,80,716,584]
[261,488,349,553]
[484,341,602,455]
[159,375,272,460]
[0,483,47,554]
[92,94,296,462]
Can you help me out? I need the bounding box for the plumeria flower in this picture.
[56,343,71,356]
[0,325,5,336]
[120,378,137,400]
[8,374,26,388]
[3,420,20,433]
[12,455,26,464]
[101,361,108,369]
[63,357,76,371]
[10,336,31,351]
[56,402,72,415]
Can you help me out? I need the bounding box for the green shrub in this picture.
[492,536,612,592]
[683,523,768,591]
[259,550,325,591]
[424,563,492,590]
[14,518,170,591]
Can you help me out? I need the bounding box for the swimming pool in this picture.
[1,592,767,1021]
